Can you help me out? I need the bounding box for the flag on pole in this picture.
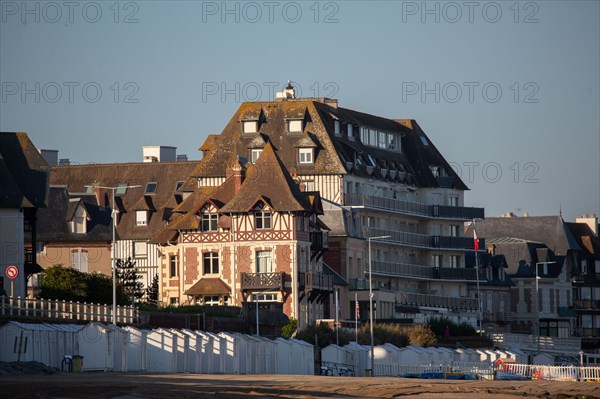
[473,228,479,252]
[355,297,360,319]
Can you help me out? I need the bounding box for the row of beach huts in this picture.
[1,321,553,377]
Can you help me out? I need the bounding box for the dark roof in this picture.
[0,132,49,208]
[49,161,197,240]
[324,263,348,286]
[465,252,513,287]
[467,216,580,257]
[190,99,467,190]
[29,186,113,242]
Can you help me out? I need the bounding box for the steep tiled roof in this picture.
[184,278,230,295]
[49,161,197,240]
[566,222,600,260]
[190,99,468,191]
[0,132,49,208]
[219,143,311,213]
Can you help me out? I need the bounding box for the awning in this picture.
[184,278,231,296]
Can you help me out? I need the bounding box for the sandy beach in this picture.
[1,373,598,399]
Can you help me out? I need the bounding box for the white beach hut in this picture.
[290,338,313,375]
[169,329,190,373]
[180,329,204,374]
[146,328,178,373]
[123,326,148,372]
[274,337,293,374]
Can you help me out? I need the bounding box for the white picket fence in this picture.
[375,362,495,379]
[498,363,600,382]
[0,296,139,325]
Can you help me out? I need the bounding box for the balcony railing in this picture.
[366,227,483,250]
[576,327,600,337]
[371,260,478,281]
[345,193,484,221]
[302,272,333,292]
[573,299,600,310]
[491,333,582,353]
[240,272,285,291]
[399,292,478,310]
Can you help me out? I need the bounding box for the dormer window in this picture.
[287,119,303,134]
[115,183,128,195]
[429,166,442,177]
[145,182,157,194]
[70,203,87,234]
[251,149,262,164]
[243,120,259,134]
[299,148,313,164]
[136,210,148,226]
[175,181,184,191]
[201,213,218,232]
[255,205,271,229]
[348,124,355,141]
[334,120,340,135]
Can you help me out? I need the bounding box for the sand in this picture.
[1,373,599,399]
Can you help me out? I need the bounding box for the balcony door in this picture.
[256,251,273,273]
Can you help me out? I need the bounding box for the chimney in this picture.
[59,158,70,166]
[39,149,59,166]
[275,80,296,100]
[176,154,188,162]
[226,157,246,193]
[576,213,598,236]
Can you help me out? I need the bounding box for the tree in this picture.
[39,264,87,302]
[116,257,144,305]
[146,275,159,305]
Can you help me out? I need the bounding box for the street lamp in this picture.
[535,261,556,354]
[86,184,140,325]
[367,234,391,377]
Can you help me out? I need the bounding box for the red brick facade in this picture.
[185,247,199,284]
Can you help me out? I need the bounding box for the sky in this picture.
[1,0,599,222]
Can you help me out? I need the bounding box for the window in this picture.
[582,259,588,274]
[134,242,148,258]
[251,149,262,164]
[348,124,354,141]
[255,208,271,229]
[253,293,278,302]
[448,195,459,207]
[175,181,184,191]
[71,205,87,233]
[449,255,460,268]
[116,183,128,195]
[256,251,273,273]
[432,255,443,268]
[201,213,218,232]
[145,182,157,194]
[71,250,88,272]
[334,120,340,135]
[169,255,178,277]
[419,135,430,146]
[136,210,148,226]
[299,148,313,164]
[85,185,94,193]
[450,225,460,237]
[204,295,221,306]
[243,120,258,133]
[430,166,441,177]
[287,119,303,133]
[378,131,387,148]
[203,252,219,275]
[170,297,178,305]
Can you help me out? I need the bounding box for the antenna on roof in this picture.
[559,203,562,218]
[275,80,296,100]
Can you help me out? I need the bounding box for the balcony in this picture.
[240,272,285,291]
[366,227,484,250]
[399,292,478,311]
[573,299,600,310]
[491,333,582,353]
[302,272,333,292]
[576,327,600,337]
[344,194,484,221]
[371,260,478,281]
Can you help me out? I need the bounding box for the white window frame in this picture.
[136,210,148,226]
[256,251,273,273]
[253,293,278,302]
[432,254,443,268]
[71,250,88,272]
[251,149,262,164]
[255,209,271,229]
[448,195,459,207]
[287,119,303,133]
[145,182,157,194]
[450,225,460,237]
[334,120,340,135]
[203,252,219,275]
[243,120,258,134]
[348,124,354,141]
[299,148,313,164]
[201,213,218,232]
[134,242,148,258]
[169,255,178,278]
[449,255,460,268]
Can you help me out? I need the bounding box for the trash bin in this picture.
[72,355,84,373]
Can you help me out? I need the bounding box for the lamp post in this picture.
[535,261,556,354]
[85,184,140,325]
[367,234,390,377]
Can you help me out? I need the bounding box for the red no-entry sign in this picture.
[6,265,18,279]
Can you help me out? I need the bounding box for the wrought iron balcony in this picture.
[576,327,600,337]
[573,299,600,310]
[399,292,478,310]
[437,267,478,280]
[240,272,285,291]
[371,260,479,281]
[365,227,484,250]
[344,194,484,221]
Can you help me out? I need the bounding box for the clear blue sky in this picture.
[1,1,598,222]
